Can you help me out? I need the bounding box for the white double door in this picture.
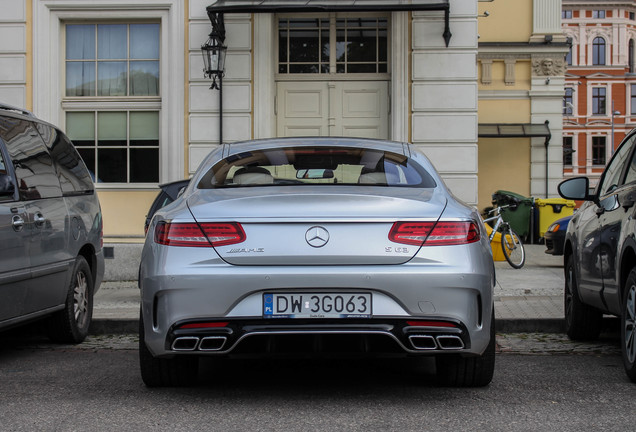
[276,81,389,139]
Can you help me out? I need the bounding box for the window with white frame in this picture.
[592,87,606,114]
[592,37,606,65]
[562,10,572,19]
[64,23,160,184]
[631,84,636,115]
[563,136,574,166]
[278,16,389,75]
[563,88,574,114]
[593,10,606,19]
[592,136,606,165]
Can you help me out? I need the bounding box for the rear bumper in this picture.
[140,260,494,358]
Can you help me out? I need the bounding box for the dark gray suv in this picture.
[0,103,104,342]
[558,130,636,383]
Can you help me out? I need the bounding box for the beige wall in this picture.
[478,0,532,43]
[98,191,158,242]
[477,99,531,213]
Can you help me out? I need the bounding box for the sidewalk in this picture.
[90,244,566,334]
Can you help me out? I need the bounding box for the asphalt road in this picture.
[0,332,633,431]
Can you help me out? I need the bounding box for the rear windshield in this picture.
[197,146,436,189]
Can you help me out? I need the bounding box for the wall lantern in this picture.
[201,33,226,90]
[201,11,226,144]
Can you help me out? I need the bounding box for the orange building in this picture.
[563,1,636,183]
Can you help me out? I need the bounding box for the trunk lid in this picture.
[187,187,446,265]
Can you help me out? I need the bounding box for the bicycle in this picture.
[483,205,526,269]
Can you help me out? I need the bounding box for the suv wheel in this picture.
[564,255,602,340]
[435,311,495,387]
[139,311,199,387]
[48,256,93,343]
[621,268,636,383]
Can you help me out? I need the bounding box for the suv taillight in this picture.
[389,221,480,246]
[154,222,245,247]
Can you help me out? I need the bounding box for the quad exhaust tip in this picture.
[171,336,228,351]
[408,334,465,351]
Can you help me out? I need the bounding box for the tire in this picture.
[48,256,93,343]
[139,311,198,387]
[564,255,602,341]
[621,269,636,383]
[500,227,525,269]
[436,311,495,387]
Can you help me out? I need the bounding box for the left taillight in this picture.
[154,221,245,247]
[389,221,480,246]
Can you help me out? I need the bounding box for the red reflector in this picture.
[179,322,229,329]
[154,222,245,247]
[389,221,480,246]
[407,321,458,328]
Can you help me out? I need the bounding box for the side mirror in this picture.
[558,177,591,201]
[0,173,15,197]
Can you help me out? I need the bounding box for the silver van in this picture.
[0,104,104,342]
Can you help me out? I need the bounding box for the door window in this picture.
[598,135,636,196]
[278,15,388,75]
[0,118,61,200]
[36,124,94,195]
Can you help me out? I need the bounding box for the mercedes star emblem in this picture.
[305,226,330,248]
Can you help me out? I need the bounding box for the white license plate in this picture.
[263,293,372,318]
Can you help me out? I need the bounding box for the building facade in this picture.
[0,0,565,275]
[562,0,636,183]
[477,0,569,212]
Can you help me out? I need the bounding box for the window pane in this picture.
[279,29,287,64]
[98,24,127,59]
[130,111,158,145]
[66,25,95,60]
[130,24,160,59]
[346,29,377,62]
[77,148,96,181]
[98,112,126,145]
[98,148,127,182]
[97,61,127,96]
[66,112,95,142]
[66,62,95,96]
[347,64,376,73]
[130,61,159,96]
[289,29,319,63]
[130,148,159,182]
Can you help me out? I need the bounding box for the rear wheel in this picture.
[500,227,525,269]
[48,256,93,343]
[621,269,636,383]
[564,255,602,340]
[436,311,495,387]
[139,311,198,387]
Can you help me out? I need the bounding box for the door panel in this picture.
[277,81,388,139]
[277,83,329,137]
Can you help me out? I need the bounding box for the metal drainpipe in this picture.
[544,120,551,199]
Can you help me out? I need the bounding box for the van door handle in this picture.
[12,215,25,231]
[34,212,46,227]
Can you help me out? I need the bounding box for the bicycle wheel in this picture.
[501,226,525,269]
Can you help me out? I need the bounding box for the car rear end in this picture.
[139,139,495,386]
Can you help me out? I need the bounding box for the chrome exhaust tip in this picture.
[436,335,465,350]
[171,336,200,351]
[199,336,227,351]
[408,335,437,350]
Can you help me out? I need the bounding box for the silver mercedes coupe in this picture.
[138,138,496,387]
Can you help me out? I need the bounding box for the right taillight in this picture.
[389,221,480,246]
[154,221,245,247]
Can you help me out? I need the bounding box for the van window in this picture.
[36,124,94,194]
[0,117,62,200]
